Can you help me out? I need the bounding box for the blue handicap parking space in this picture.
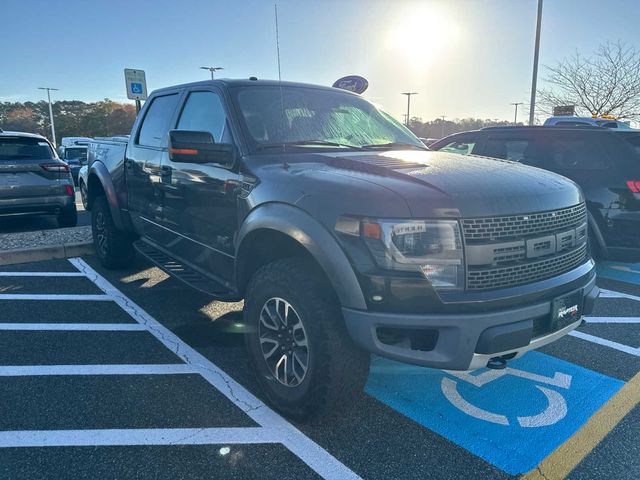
[366,351,623,475]
[597,261,640,286]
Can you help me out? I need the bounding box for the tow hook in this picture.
[486,356,508,370]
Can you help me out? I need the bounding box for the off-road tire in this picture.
[244,257,370,421]
[92,196,135,269]
[57,204,78,228]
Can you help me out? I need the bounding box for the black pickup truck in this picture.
[87,79,598,419]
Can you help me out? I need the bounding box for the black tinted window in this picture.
[547,136,609,170]
[138,94,179,148]
[64,147,87,160]
[0,137,54,160]
[438,137,476,155]
[484,138,533,162]
[177,91,228,142]
[622,134,640,154]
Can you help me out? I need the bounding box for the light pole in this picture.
[511,102,524,124]
[528,0,543,125]
[38,87,59,147]
[440,115,447,138]
[402,92,418,127]
[200,66,224,80]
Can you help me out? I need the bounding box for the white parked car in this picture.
[543,115,632,129]
[78,164,90,210]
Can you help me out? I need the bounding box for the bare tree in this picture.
[539,41,640,120]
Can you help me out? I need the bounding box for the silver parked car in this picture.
[0,129,77,227]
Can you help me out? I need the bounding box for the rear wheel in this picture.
[57,204,78,228]
[244,257,370,421]
[92,196,135,269]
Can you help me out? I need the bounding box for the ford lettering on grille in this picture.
[462,204,589,291]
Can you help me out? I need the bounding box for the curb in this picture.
[0,242,95,266]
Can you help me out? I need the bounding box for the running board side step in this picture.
[133,240,239,300]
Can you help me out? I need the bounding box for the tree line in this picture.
[406,117,515,139]
[0,100,136,144]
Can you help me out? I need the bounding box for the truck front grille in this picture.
[466,243,587,291]
[461,203,587,242]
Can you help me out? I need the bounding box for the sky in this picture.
[2,0,640,123]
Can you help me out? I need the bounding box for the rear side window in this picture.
[554,121,591,127]
[622,134,640,154]
[483,138,532,162]
[177,91,229,143]
[437,137,476,155]
[546,136,609,170]
[0,137,54,160]
[137,94,180,148]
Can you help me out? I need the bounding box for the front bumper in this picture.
[343,263,598,370]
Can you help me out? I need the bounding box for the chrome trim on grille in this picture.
[461,204,587,242]
[466,243,588,291]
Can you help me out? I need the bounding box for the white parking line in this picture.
[599,288,640,302]
[584,317,640,324]
[0,427,282,447]
[0,294,111,301]
[0,364,199,376]
[0,323,147,331]
[569,330,640,357]
[67,257,360,480]
[0,272,85,277]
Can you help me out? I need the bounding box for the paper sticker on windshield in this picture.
[333,76,369,94]
[37,142,49,146]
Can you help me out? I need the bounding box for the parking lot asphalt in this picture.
[0,192,89,234]
[0,255,638,479]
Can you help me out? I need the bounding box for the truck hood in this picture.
[309,149,584,217]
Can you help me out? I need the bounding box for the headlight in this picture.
[358,218,464,289]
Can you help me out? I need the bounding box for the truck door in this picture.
[126,92,181,241]
[160,89,241,284]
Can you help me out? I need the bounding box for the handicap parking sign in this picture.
[130,82,143,95]
[366,351,623,474]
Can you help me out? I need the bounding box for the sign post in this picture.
[124,68,148,114]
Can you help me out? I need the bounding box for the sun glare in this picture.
[386,5,459,71]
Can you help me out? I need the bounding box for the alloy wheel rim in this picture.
[258,297,309,387]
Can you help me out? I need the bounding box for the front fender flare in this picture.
[236,203,367,310]
[89,161,124,230]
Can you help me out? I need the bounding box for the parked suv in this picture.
[0,130,77,227]
[87,80,597,419]
[430,126,640,260]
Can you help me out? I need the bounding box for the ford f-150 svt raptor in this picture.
[86,79,598,419]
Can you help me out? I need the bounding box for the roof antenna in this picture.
[275,3,288,168]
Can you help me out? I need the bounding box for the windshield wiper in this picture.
[256,140,361,151]
[360,142,427,151]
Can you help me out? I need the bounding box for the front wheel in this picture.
[244,257,370,421]
[92,196,135,269]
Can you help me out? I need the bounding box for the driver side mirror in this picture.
[168,130,234,166]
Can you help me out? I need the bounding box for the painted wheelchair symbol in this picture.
[441,367,572,427]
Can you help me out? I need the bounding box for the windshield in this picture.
[231,85,424,151]
[0,137,54,160]
[64,147,88,160]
